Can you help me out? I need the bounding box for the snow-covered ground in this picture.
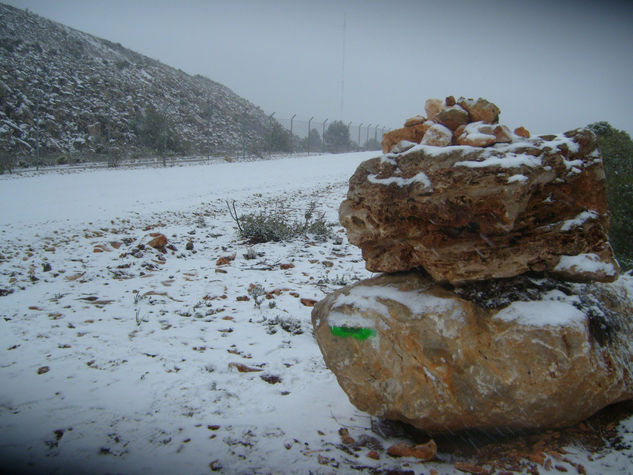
[1,152,632,474]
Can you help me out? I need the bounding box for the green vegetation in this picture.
[267,122,292,153]
[323,120,351,153]
[132,105,189,154]
[227,200,331,243]
[588,121,633,271]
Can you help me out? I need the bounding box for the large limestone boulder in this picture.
[311,271,633,433]
[340,128,619,284]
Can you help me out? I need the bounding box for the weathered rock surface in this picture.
[341,127,619,283]
[381,122,432,154]
[458,97,500,124]
[383,96,510,153]
[420,123,452,147]
[311,271,633,432]
[434,105,470,131]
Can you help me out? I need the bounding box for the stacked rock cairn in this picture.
[312,96,633,433]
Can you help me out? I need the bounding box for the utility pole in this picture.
[340,12,346,116]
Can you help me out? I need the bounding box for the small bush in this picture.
[227,200,331,244]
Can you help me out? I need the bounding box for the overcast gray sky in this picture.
[5,0,633,136]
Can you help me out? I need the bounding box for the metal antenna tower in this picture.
[340,12,346,116]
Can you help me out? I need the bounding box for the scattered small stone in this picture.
[228,362,263,373]
[186,241,194,251]
[367,450,380,460]
[387,440,437,461]
[260,374,282,384]
[216,254,235,266]
[454,461,490,474]
[37,366,50,375]
[148,233,168,249]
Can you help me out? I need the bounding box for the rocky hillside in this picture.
[0,3,275,160]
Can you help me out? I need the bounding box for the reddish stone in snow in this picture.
[403,115,426,127]
[147,233,167,249]
[514,126,531,138]
[381,122,432,153]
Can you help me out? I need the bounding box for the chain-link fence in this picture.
[1,110,391,174]
[275,115,387,154]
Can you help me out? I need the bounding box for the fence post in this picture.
[358,123,363,148]
[322,119,328,150]
[308,116,314,155]
[290,114,296,152]
[290,114,296,136]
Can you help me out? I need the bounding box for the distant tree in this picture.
[588,121,633,271]
[133,105,188,156]
[364,137,380,151]
[0,152,15,174]
[267,122,291,153]
[323,120,350,153]
[302,128,322,153]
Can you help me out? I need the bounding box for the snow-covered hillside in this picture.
[0,3,274,158]
[1,152,633,474]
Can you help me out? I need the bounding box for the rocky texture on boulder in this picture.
[312,272,633,432]
[314,96,631,434]
[341,127,619,283]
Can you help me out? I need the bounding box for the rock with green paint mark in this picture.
[330,326,377,340]
[311,271,633,433]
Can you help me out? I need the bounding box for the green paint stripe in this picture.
[330,326,377,340]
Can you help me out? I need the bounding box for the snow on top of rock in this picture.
[453,152,541,169]
[331,283,459,324]
[327,311,378,330]
[493,290,586,328]
[546,134,581,153]
[368,171,432,189]
[554,253,618,278]
[560,211,599,231]
[507,174,528,183]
